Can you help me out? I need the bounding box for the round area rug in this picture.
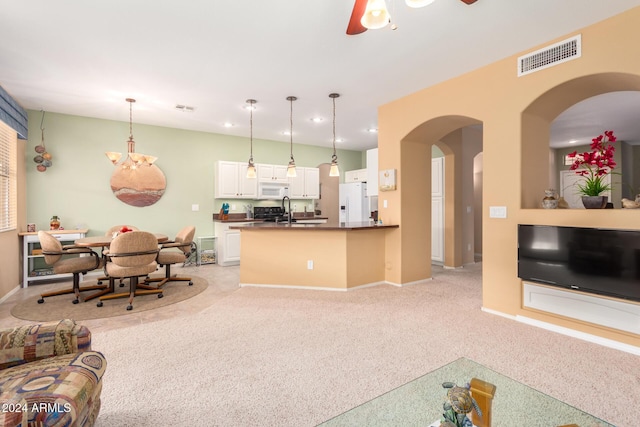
[11,275,208,322]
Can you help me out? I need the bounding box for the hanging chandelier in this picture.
[329,93,340,177]
[286,96,297,178]
[105,98,157,169]
[246,99,257,178]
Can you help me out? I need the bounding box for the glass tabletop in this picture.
[318,357,612,427]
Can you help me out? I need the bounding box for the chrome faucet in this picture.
[282,196,292,225]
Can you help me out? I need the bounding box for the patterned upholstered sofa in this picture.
[0,319,106,427]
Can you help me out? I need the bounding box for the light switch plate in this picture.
[191,204,199,212]
[489,206,507,218]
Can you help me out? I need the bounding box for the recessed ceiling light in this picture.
[224,122,234,128]
[311,117,323,123]
[283,130,291,136]
[367,128,378,133]
[568,140,578,144]
[335,138,344,143]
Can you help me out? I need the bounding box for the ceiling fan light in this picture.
[361,0,391,30]
[405,0,435,8]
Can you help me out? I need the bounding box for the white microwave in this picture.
[258,182,289,199]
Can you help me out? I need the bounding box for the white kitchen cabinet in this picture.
[345,168,368,183]
[21,229,88,287]
[289,167,319,199]
[367,148,378,196]
[214,222,247,266]
[215,161,258,199]
[257,163,289,183]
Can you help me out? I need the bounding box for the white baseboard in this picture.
[386,278,432,287]
[516,315,640,356]
[0,285,21,305]
[482,306,640,355]
[240,281,387,292]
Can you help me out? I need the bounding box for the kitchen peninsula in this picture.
[231,222,398,290]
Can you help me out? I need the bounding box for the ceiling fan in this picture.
[347,0,478,35]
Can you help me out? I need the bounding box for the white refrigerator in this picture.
[339,182,370,223]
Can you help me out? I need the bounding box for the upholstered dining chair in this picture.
[145,226,196,288]
[37,230,105,304]
[96,231,162,310]
[97,225,140,286]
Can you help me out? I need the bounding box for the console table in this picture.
[319,357,612,426]
[19,229,88,288]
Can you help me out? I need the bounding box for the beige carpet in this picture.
[10,275,207,321]
[90,263,637,427]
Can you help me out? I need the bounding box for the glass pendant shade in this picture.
[361,0,391,30]
[329,160,340,177]
[405,0,435,7]
[287,158,297,177]
[105,151,122,164]
[246,161,256,179]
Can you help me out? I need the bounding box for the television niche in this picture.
[518,224,640,303]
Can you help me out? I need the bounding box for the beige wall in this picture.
[0,129,26,296]
[239,228,387,289]
[379,7,640,347]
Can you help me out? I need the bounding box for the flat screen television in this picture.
[517,224,640,302]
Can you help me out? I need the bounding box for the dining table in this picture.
[74,232,169,301]
[74,233,169,248]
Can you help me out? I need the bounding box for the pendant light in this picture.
[361,0,391,30]
[246,99,257,178]
[286,96,297,178]
[329,93,340,177]
[105,98,157,169]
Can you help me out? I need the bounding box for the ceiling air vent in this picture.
[517,35,581,77]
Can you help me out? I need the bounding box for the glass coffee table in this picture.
[318,357,612,427]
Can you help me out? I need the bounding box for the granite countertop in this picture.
[213,213,328,223]
[229,221,398,231]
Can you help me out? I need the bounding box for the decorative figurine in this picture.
[440,382,481,427]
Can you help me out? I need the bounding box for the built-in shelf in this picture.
[523,282,640,336]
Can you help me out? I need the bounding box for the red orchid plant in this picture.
[567,130,617,197]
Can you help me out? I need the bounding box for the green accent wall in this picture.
[25,111,364,238]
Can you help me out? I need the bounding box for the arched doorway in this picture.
[398,116,483,279]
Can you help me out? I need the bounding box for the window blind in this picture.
[0,121,17,232]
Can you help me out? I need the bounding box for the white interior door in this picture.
[432,157,444,263]
[560,170,611,209]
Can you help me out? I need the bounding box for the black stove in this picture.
[253,206,295,222]
[254,206,285,221]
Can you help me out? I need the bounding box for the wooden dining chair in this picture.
[37,231,106,304]
[96,231,162,310]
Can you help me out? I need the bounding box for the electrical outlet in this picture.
[383,200,388,208]
[293,204,297,212]
[307,260,314,270]
[231,204,236,211]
